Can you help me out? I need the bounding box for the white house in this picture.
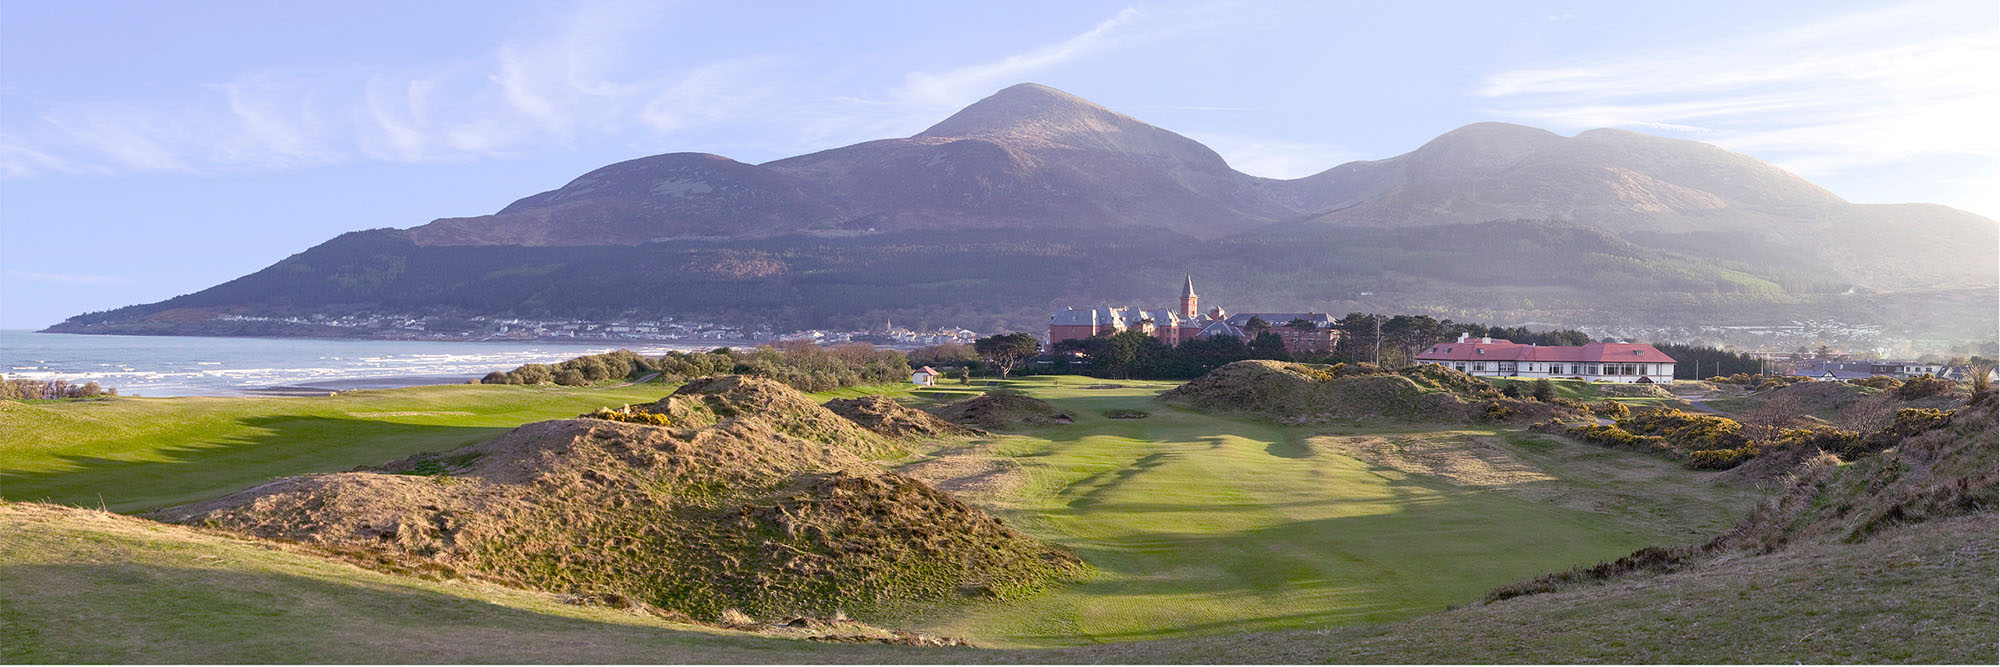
[911,366,940,386]
[1415,334,1677,384]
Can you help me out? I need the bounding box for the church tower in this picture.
[1179,272,1198,318]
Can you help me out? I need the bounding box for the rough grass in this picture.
[930,392,1073,430]
[0,383,680,512]
[1485,377,1687,410]
[0,502,952,664]
[1162,360,1586,425]
[823,395,982,439]
[149,377,1083,622]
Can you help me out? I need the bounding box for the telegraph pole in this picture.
[1373,317,1382,366]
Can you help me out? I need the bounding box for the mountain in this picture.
[48,83,1999,339]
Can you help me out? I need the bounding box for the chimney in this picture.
[1481,336,1492,344]
[1456,332,1469,343]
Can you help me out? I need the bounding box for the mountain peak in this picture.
[916,82,1120,141]
[1406,122,1564,168]
[911,82,1232,177]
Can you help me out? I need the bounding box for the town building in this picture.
[1415,334,1678,383]
[1048,275,1344,354]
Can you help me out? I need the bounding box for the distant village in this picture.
[211,313,980,347]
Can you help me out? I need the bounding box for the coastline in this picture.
[1,330,759,399]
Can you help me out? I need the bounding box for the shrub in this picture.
[1591,401,1630,420]
[1893,374,1957,399]
[1501,383,1523,399]
[509,364,555,385]
[585,406,672,426]
[1483,402,1515,422]
[1847,376,1902,390]
[1531,379,1557,402]
[553,369,589,386]
[481,371,511,384]
[1687,446,1759,469]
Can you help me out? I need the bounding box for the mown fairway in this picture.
[0,374,1755,650]
[0,382,679,512]
[875,376,1751,646]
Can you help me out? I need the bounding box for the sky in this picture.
[2,0,1995,329]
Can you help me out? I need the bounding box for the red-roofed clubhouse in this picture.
[1415,334,1678,384]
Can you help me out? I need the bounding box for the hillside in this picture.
[149,376,1082,621]
[45,83,1996,338]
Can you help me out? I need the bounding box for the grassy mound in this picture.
[1159,360,1582,424]
[930,392,1074,430]
[1722,393,1996,549]
[152,376,1083,621]
[822,395,983,439]
[1490,392,1997,605]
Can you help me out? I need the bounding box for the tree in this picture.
[1249,331,1290,361]
[973,332,1040,379]
[1245,315,1270,331]
[1286,317,1316,331]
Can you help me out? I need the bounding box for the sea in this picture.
[0,330,742,397]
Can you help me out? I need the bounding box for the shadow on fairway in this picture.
[0,416,509,513]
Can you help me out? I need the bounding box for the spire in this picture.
[1181,272,1196,298]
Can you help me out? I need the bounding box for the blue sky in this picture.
[2,0,1995,328]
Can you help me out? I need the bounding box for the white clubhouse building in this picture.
[1415,334,1678,384]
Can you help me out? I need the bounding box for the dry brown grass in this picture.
[930,393,1073,430]
[823,395,984,440]
[151,376,1083,622]
[1159,360,1588,425]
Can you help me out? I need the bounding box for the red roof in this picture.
[915,366,938,374]
[1416,340,1676,363]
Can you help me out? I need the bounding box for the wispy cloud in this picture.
[1,1,774,175]
[5,270,131,286]
[1476,0,1999,183]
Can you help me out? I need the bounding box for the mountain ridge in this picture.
[48,82,1999,338]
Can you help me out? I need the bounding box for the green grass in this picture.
[870,375,1751,646]
[2,374,1757,650]
[4,504,1988,663]
[4,374,1983,663]
[0,383,680,512]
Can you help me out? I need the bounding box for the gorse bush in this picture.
[480,343,910,393]
[1531,379,1557,402]
[0,376,114,400]
[1893,374,1958,400]
[584,406,672,426]
[1847,376,1903,390]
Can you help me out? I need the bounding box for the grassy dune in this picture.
[4,374,1764,655]
[0,503,928,664]
[0,383,678,512]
